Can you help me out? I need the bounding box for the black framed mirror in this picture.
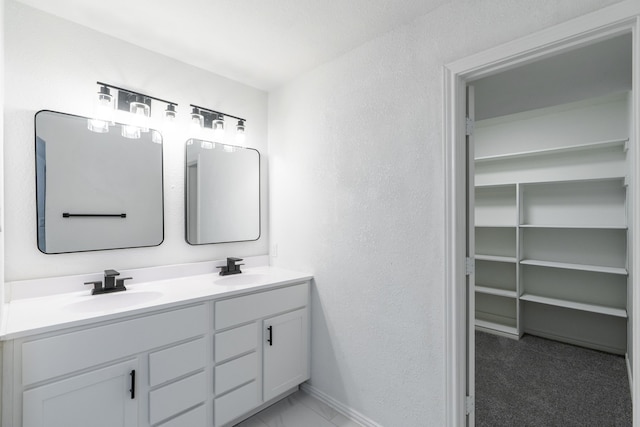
[35,110,164,253]
[185,139,260,244]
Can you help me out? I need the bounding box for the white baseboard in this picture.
[300,383,383,427]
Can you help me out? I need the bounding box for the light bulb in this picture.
[129,95,150,132]
[223,144,235,153]
[201,141,214,150]
[164,104,177,122]
[88,85,114,133]
[96,86,114,121]
[190,107,204,134]
[213,114,225,140]
[236,120,246,144]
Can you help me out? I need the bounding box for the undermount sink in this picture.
[214,273,269,286]
[65,291,163,313]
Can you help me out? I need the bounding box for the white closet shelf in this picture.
[475,183,517,189]
[520,259,627,275]
[476,224,517,228]
[520,293,627,318]
[475,286,517,298]
[475,138,627,163]
[476,255,517,263]
[519,224,627,230]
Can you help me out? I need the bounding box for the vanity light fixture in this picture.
[190,107,204,135]
[89,82,178,140]
[236,120,246,144]
[87,85,114,133]
[213,114,225,139]
[165,104,177,121]
[189,104,247,144]
[128,94,151,132]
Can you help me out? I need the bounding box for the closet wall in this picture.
[474,92,631,355]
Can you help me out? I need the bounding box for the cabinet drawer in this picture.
[149,371,207,425]
[215,283,309,330]
[215,352,258,396]
[22,304,208,386]
[156,404,206,427]
[150,338,206,386]
[214,380,258,427]
[215,323,257,362]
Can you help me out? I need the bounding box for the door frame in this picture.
[443,2,640,425]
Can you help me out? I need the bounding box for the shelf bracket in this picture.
[466,395,475,415]
[465,257,475,276]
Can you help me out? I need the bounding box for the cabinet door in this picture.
[263,308,309,401]
[23,359,138,427]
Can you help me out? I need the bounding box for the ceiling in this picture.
[14,0,447,91]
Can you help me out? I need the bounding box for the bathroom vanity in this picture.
[0,265,311,427]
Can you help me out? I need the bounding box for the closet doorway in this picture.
[471,33,632,425]
[443,5,640,427]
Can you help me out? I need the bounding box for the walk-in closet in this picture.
[472,33,634,425]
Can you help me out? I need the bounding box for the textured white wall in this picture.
[4,1,269,281]
[268,0,623,425]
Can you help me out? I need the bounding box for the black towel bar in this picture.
[62,213,126,218]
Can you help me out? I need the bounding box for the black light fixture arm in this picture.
[189,104,246,122]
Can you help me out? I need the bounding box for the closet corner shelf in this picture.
[474,138,628,163]
[475,255,517,263]
[520,293,627,318]
[475,286,517,299]
[520,259,627,275]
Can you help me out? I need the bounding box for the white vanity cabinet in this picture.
[213,282,310,427]
[2,274,311,427]
[6,303,209,427]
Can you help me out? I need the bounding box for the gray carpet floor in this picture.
[476,331,632,426]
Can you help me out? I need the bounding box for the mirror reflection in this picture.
[185,139,260,244]
[35,110,164,254]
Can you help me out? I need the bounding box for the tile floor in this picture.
[235,389,363,427]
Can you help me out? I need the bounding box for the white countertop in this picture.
[1,266,313,340]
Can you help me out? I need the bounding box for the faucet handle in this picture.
[84,281,103,294]
[227,257,243,262]
[116,277,133,289]
[104,269,120,277]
